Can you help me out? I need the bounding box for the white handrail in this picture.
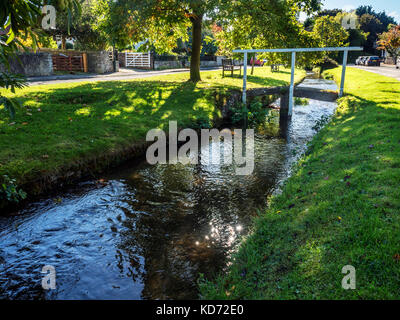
[234,46,363,116]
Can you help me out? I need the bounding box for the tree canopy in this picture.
[303,5,396,55]
[1,0,80,117]
[378,24,400,68]
[99,0,322,82]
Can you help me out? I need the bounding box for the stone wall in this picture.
[0,52,53,76]
[154,60,186,70]
[154,56,223,69]
[87,51,113,74]
[120,54,225,70]
[200,60,218,67]
[118,52,126,68]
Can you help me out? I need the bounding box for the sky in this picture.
[322,0,399,22]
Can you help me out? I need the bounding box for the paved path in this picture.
[350,64,400,81]
[27,67,220,86]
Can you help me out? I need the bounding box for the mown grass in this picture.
[200,67,400,299]
[0,67,304,197]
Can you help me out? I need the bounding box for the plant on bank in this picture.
[294,97,309,106]
[0,175,27,203]
[231,98,270,127]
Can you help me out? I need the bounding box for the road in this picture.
[27,67,220,86]
[351,64,400,81]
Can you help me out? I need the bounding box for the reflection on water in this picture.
[0,79,337,300]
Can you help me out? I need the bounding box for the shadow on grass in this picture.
[18,80,223,132]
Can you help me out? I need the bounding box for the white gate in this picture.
[125,52,151,68]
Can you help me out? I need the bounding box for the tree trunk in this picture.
[61,36,66,50]
[251,53,255,75]
[190,14,203,82]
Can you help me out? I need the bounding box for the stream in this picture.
[0,78,338,299]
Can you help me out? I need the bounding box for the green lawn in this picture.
[200,67,400,299]
[0,67,305,202]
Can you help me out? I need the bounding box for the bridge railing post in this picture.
[288,51,296,117]
[242,52,248,105]
[340,50,348,97]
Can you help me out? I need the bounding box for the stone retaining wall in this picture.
[87,51,113,74]
[0,52,53,76]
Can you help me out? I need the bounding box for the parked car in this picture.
[355,56,368,65]
[365,56,381,66]
[355,56,364,65]
[250,57,265,66]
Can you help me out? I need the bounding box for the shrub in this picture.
[0,175,27,203]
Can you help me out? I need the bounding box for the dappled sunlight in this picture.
[0,74,222,180]
[75,106,93,116]
[298,240,323,277]
[122,106,135,113]
[104,109,122,118]
[160,111,172,119]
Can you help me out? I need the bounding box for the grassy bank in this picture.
[200,67,400,299]
[0,67,305,205]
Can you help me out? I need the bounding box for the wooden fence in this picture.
[51,52,88,72]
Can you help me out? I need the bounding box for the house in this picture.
[383,50,400,65]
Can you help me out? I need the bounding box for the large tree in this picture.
[102,0,321,82]
[1,0,80,117]
[356,5,396,54]
[378,25,400,68]
[45,0,108,50]
[0,0,43,118]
